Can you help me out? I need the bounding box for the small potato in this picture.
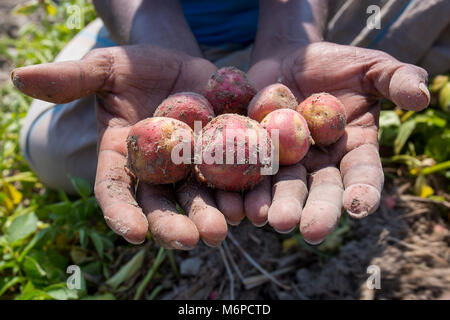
[127,117,193,184]
[248,84,298,122]
[297,92,346,146]
[203,67,257,115]
[261,109,311,165]
[153,92,215,129]
[195,114,272,191]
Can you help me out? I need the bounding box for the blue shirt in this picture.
[180,0,259,46]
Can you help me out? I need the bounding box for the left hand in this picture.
[239,42,430,244]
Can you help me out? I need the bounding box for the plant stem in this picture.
[167,249,180,279]
[422,160,450,175]
[134,247,166,300]
[148,284,164,300]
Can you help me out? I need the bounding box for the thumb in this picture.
[11,48,111,104]
[369,54,430,111]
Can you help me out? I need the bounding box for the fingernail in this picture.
[251,220,268,227]
[347,209,369,219]
[11,70,24,90]
[172,240,195,250]
[303,237,325,246]
[225,217,242,226]
[124,236,145,245]
[202,239,220,248]
[274,226,296,234]
[419,83,431,106]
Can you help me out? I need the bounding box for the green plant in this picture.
[0,0,167,300]
[379,75,450,198]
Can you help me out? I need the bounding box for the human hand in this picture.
[12,45,235,249]
[243,42,430,244]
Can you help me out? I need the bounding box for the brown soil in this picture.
[163,178,449,300]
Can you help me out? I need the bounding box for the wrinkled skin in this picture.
[12,45,233,248]
[12,42,430,247]
[242,42,430,243]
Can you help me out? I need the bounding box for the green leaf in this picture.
[81,261,102,276]
[106,249,146,290]
[394,119,416,155]
[89,232,104,259]
[18,228,50,262]
[79,228,88,248]
[15,289,53,300]
[439,82,450,112]
[46,202,72,216]
[414,109,447,127]
[12,0,39,16]
[379,111,401,128]
[44,283,78,300]
[7,212,38,244]
[69,176,92,198]
[379,111,400,145]
[82,293,116,300]
[430,75,449,92]
[70,247,88,265]
[0,277,22,297]
[23,256,47,285]
[425,131,450,163]
[4,171,38,183]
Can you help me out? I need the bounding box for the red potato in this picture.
[195,114,273,191]
[261,109,311,165]
[297,92,347,146]
[153,92,215,129]
[248,84,298,122]
[127,117,193,184]
[203,67,257,115]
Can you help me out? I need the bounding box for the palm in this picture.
[246,42,429,243]
[277,42,381,170]
[13,45,231,249]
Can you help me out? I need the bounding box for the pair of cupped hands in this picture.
[12,42,430,249]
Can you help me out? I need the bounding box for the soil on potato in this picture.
[1,1,449,300]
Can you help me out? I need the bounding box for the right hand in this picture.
[12,45,235,249]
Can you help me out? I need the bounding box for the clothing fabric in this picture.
[180,0,259,46]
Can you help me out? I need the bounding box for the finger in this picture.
[300,167,343,245]
[369,56,430,111]
[340,144,384,218]
[94,127,148,244]
[215,190,245,226]
[11,48,111,104]
[244,177,271,227]
[137,183,199,250]
[268,163,308,233]
[176,179,227,246]
[303,104,380,172]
